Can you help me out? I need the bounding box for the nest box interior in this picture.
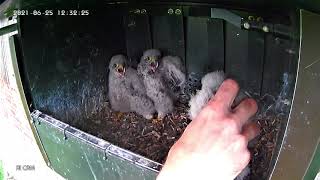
[15,3,299,180]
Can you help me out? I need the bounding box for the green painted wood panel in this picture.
[304,143,320,180]
[33,115,158,180]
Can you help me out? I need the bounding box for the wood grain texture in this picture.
[151,16,185,63]
[186,17,224,75]
[124,14,152,66]
[225,23,264,95]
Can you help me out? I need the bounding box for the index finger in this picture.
[207,79,239,111]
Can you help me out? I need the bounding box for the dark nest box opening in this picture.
[16,3,299,180]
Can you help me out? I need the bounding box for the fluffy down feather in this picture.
[108,55,155,119]
[188,71,225,120]
[140,49,186,101]
[137,60,174,119]
[160,56,186,90]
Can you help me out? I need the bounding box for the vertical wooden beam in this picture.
[124,14,152,66]
[261,34,297,97]
[186,17,224,74]
[207,19,225,71]
[225,23,264,95]
[151,16,185,63]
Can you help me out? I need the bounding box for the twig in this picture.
[141,127,146,136]
[151,131,161,139]
[169,118,176,126]
[170,125,175,131]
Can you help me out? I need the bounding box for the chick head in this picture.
[109,55,127,77]
[141,49,161,73]
[201,71,225,91]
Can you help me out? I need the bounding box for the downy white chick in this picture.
[188,71,248,120]
[108,55,155,119]
[137,59,174,119]
[188,71,225,120]
[140,49,186,100]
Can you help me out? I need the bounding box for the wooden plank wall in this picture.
[185,17,225,74]
[151,16,185,63]
[19,9,297,126]
[124,14,152,67]
[124,13,295,96]
[261,35,298,97]
[225,23,265,95]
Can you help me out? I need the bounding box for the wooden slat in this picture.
[207,19,224,71]
[151,16,185,63]
[186,17,224,74]
[124,14,152,66]
[261,34,297,96]
[186,17,208,74]
[225,23,264,95]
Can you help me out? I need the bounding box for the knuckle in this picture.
[205,106,218,114]
[225,116,239,131]
[231,135,248,152]
[221,119,239,135]
[202,106,219,117]
[229,113,241,124]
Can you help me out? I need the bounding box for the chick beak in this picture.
[116,64,126,77]
[149,58,158,73]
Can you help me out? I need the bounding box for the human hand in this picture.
[157,79,260,180]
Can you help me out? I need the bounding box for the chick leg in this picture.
[144,114,154,120]
[152,112,165,124]
[157,112,166,119]
[115,112,124,120]
[152,117,163,124]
